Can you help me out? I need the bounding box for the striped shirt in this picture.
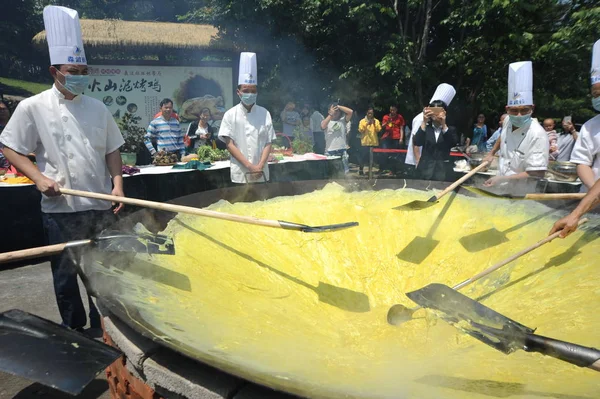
[144,116,184,155]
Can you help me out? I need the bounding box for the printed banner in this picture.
[87,65,233,131]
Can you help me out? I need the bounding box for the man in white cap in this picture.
[413,85,459,181]
[569,39,600,191]
[219,52,275,183]
[405,83,456,168]
[0,6,124,334]
[483,61,548,187]
[549,39,600,238]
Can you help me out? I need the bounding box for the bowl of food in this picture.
[468,153,486,169]
[547,161,578,182]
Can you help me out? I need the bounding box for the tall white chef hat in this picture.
[591,39,600,85]
[429,83,456,106]
[507,61,533,106]
[238,52,257,86]
[43,6,87,65]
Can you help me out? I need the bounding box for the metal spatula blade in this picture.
[406,283,534,353]
[94,230,175,255]
[0,309,122,395]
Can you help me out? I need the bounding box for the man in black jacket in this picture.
[413,99,459,181]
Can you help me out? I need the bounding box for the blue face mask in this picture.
[509,113,532,128]
[57,70,89,96]
[592,96,600,112]
[239,92,257,106]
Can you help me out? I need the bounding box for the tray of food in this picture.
[271,134,293,157]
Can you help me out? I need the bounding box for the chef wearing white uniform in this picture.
[570,39,600,192]
[405,83,456,166]
[550,39,600,237]
[484,61,548,187]
[219,52,275,183]
[0,6,125,332]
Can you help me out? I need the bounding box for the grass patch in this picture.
[0,77,51,97]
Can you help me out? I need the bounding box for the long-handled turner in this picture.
[459,204,574,253]
[0,230,175,264]
[395,161,489,210]
[464,186,585,200]
[60,188,358,233]
[406,283,600,372]
[386,218,588,325]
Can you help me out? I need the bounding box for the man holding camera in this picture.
[413,100,459,181]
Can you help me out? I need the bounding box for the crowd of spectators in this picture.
[139,93,583,180]
[269,96,581,179]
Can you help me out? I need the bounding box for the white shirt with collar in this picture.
[498,117,548,177]
[0,85,124,213]
[218,103,275,183]
[570,114,600,187]
[405,112,423,165]
[433,124,447,141]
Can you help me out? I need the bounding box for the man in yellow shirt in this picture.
[357,107,381,175]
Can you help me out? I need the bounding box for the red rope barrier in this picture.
[371,148,465,157]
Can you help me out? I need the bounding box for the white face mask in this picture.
[592,96,600,112]
[239,93,257,106]
[56,70,89,96]
[509,113,532,128]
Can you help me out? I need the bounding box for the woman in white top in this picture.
[320,102,353,174]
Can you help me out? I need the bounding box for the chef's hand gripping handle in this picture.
[524,334,600,371]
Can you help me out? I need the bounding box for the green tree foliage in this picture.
[0,0,47,82]
[51,0,198,21]
[193,0,599,130]
[2,0,599,131]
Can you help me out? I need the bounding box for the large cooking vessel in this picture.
[84,180,599,399]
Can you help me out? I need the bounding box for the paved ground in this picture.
[0,262,111,399]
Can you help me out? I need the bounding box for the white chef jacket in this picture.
[0,85,124,213]
[498,117,548,177]
[405,112,424,165]
[570,114,600,191]
[218,103,275,183]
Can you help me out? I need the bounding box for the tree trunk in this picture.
[393,0,404,45]
[417,0,433,63]
[416,74,423,108]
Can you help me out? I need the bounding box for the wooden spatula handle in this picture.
[60,188,282,228]
[0,243,69,264]
[435,161,489,201]
[524,193,585,200]
[453,218,589,290]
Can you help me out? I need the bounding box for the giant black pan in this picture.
[84,179,594,399]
